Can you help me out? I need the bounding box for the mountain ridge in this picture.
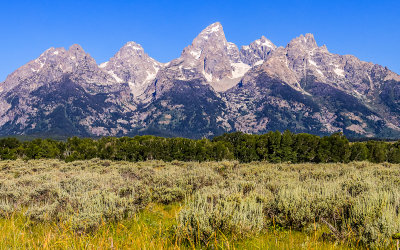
[1,22,399,139]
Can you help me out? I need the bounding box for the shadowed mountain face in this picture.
[1,22,400,139]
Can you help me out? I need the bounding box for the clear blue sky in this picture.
[1,0,399,81]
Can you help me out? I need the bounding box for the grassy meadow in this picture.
[1,159,400,249]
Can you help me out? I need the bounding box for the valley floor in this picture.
[1,160,400,249]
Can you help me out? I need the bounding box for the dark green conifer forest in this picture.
[1,131,399,163]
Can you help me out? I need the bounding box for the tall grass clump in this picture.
[177,186,264,245]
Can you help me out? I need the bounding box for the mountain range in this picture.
[1,22,400,139]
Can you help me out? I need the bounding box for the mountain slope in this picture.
[0,22,399,139]
[224,34,400,138]
[0,45,134,136]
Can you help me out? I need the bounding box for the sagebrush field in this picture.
[1,159,400,249]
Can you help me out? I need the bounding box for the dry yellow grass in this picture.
[1,159,400,248]
[0,204,354,249]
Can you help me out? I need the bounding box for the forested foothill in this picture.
[1,131,400,163]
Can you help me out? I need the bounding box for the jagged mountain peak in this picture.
[240,35,276,66]
[124,41,144,50]
[69,43,85,52]
[35,45,86,63]
[116,42,149,57]
[36,44,94,65]
[182,22,228,57]
[199,22,224,36]
[227,42,241,63]
[67,44,90,60]
[147,22,250,97]
[105,41,147,61]
[40,47,67,58]
[100,41,162,96]
[178,22,250,89]
[2,44,90,84]
[287,33,318,50]
[0,42,123,96]
[255,36,276,49]
[178,22,233,77]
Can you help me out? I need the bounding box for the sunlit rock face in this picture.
[99,41,163,98]
[1,22,400,139]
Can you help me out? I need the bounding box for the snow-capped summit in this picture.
[100,41,163,97]
[149,22,253,95]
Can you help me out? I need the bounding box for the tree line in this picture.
[1,131,400,163]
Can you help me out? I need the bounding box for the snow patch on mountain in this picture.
[108,70,124,83]
[189,49,202,59]
[99,62,108,68]
[334,68,345,77]
[308,59,317,67]
[231,62,251,79]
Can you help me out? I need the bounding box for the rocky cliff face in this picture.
[1,22,399,139]
[99,42,163,98]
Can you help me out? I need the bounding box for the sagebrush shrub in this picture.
[1,159,400,247]
[177,186,264,244]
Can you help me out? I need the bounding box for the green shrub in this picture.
[177,187,264,244]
